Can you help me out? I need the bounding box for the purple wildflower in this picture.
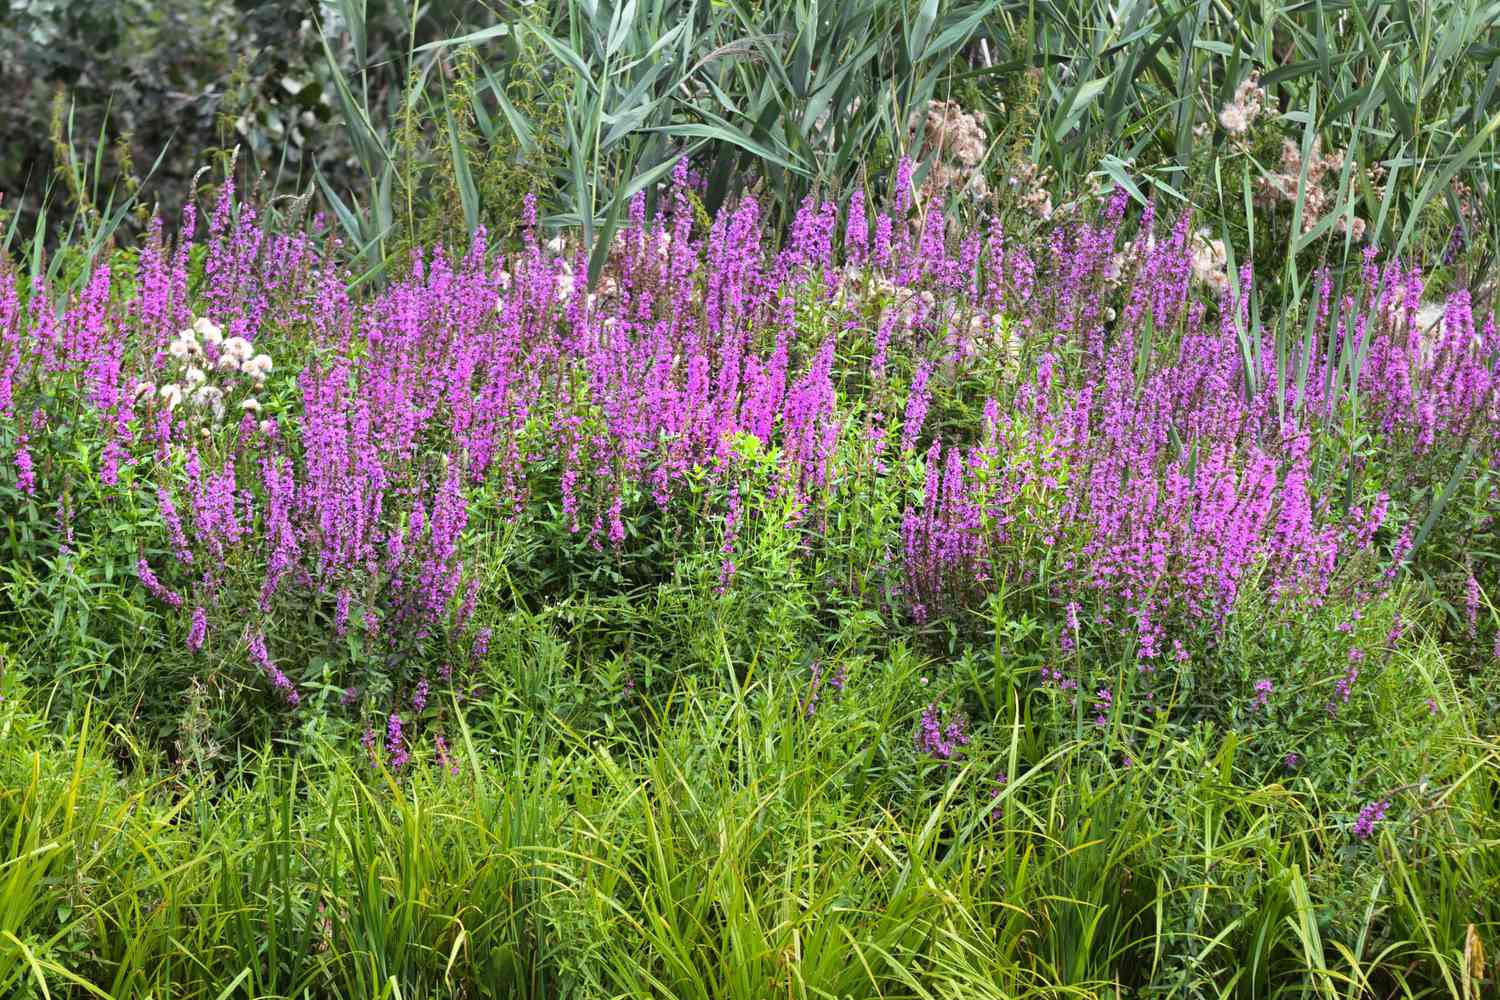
[1329,663,1359,714]
[1464,574,1481,634]
[334,588,352,637]
[187,606,207,653]
[915,703,970,761]
[1093,687,1113,726]
[1353,799,1389,840]
[472,626,492,661]
[988,772,1009,820]
[246,629,298,706]
[136,558,183,609]
[386,713,409,771]
[13,441,35,496]
[434,733,459,775]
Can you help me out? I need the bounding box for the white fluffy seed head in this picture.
[192,385,225,418]
[240,354,272,382]
[223,337,254,363]
[193,317,223,344]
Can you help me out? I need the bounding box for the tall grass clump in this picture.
[0,633,1496,996]
[314,0,1011,282]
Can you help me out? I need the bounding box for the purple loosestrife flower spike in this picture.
[901,362,934,454]
[1464,574,1481,634]
[988,773,1009,820]
[845,189,869,265]
[386,713,409,771]
[893,157,914,215]
[246,629,298,706]
[1093,687,1113,726]
[187,606,207,653]
[1353,799,1389,840]
[472,627,492,661]
[915,703,969,761]
[136,558,183,609]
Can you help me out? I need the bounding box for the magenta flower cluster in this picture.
[915,703,970,761]
[1353,798,1390,840]
[1,157,1495,717]
[892,205,1497,665]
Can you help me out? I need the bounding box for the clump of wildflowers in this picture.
[0,157,1493,764]
[385,713,409,771]
[1353,799,1390,840]
[1092,687,1113,726]
[136,558,183,609]
[988,772,1009,820]
[1329,662,1360,714]
[915,703,970,761]
[801,660,846,717]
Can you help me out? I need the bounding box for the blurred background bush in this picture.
[0,0,488,247]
